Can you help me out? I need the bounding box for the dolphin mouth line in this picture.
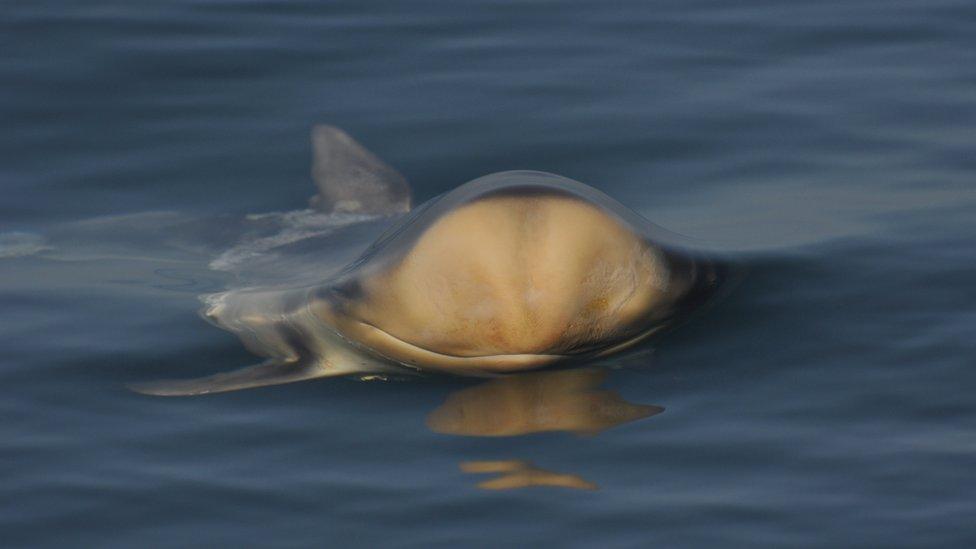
[343,319,662,375]
[347,319,572,374]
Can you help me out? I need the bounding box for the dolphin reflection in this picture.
[426,368,663,437]
[460,460,598,491]
[429,368,664,491]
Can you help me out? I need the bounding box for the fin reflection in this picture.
[460,460,598,491]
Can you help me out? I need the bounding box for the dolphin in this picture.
[131,126,727,395]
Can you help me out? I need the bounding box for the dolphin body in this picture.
[132,126,727,396]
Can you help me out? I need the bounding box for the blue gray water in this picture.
[3,0,976,547]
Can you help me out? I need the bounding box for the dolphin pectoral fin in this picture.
[309,125,411,215]
[128,358,331,396]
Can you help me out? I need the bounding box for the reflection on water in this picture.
[430,368,663,490]
[461,460,598,491]
[427,368,663,437]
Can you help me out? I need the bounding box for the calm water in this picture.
[3,0,976,547]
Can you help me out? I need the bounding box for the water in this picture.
[2,0,975,546]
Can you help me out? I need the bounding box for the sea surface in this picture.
[2,1,976,547]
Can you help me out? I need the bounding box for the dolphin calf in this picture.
[132,126,726,395]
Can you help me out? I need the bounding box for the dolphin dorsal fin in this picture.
[309,125,411,215]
